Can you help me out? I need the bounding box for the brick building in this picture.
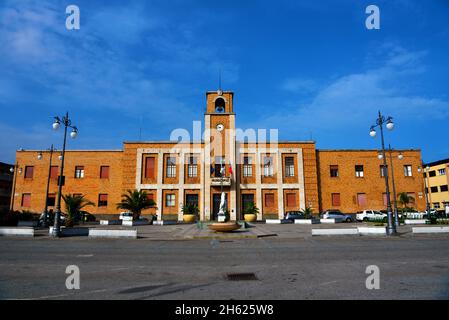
[11,90,426,220]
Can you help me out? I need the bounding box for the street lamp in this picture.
[51,112,78,237]
[9,164,22,212]
[379,146,403,227]
[370,111,396,235]
[37,145,56,228]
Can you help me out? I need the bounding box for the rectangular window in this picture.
[49,166,59,179]
[380,165,387,177]
[331,193,341,207]
[433,202,441,209]
[243,156,253,177]
[165,194,175,207]
[330,165,339,178]
[187,156,197,178]
[263,156,274,177]
[286,193,296,207]
[145,157,155,179]
[355,165,364,178]
[429,170,436,177]
[98,194,108,207]
[166,157,176,178]
[100,166,110,179]
[404,165,413,177]
[75,166,84,179]
[264,193,275,208]
[430,186,439,193]
[242,194,255,211]
[21,193,31,207]
[24,166,34,179]
[440,185,449,192]
[439,168,446,176]
[47,194,56,207]
[357,193,367,207]
[185,194,198,207]
[285,157,295,177]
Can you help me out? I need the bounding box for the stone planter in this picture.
[208,222,241,232]
[183,214,196,223]
[244,214,257,222]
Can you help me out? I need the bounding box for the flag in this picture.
[229,165,233,175]
[210,165,215,175]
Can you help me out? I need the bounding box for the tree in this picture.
[62,194,94,227]
[116,189,156,220]
[243,202,259,215]
[301,207,314,219]
[398,192,415,209]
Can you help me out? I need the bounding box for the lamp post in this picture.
[37,145,56,228]
[370,111,396,235]
[425,165,432,218]
[51,112,78,237]
[9,164,22,212]
[378,146,403,227]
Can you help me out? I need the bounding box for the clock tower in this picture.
[204,90,238,221]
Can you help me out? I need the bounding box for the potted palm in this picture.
[244,202,259,222]
[181,204,199,223]
[116,189,156,222]
[62,194,94,227]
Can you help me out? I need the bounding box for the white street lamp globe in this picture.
[59,154,63,161]
[9,167,14,173]
[70,129,78,139]
[426,166,430,171]
[52,121,60,130]
[386,120,394,131]
[369,129,377,138]
[37,152,43,160]
[378,153,383,160]
[398,153,404,160]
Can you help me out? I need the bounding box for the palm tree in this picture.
[301,207,314,219]
[181,203,199,216]
[244,202,259,215]
[62,194,94,227]
[116,189,156,220]
[398,192,415,209]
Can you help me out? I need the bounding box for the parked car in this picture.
[356,210,387,222]
[119,212,134,221]
[284,211,307,221]
[321,210,353,222]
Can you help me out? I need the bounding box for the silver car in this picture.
[321,210,353,223]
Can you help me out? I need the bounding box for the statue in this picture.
[217,192,227,222]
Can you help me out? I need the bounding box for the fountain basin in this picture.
[208,222,241,232]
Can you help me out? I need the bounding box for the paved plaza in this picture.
[1,224,449,300]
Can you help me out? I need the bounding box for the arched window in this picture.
[215,98,225,113]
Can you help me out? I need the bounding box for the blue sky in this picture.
[0,0,448,164]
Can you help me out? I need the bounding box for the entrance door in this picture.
[212,193,227,220]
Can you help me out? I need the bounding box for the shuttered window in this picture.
[286,193,296,207]
[21,193,31,207]
[145,157,155,179]
[331,193,341,206]
[24,166,34,179]
[357,193,367,207]
[50,166,59,179]
[100,166,109,179]
[265,193,275,208]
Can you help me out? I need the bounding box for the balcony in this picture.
[210,177,231,186]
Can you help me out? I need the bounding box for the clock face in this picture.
[216,124,224,131]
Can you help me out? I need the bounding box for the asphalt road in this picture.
[1,235,449,300]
